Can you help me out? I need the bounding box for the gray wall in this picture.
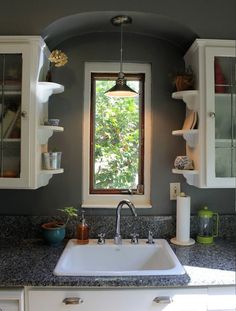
[0,1,235,216]
[0,32,235,216]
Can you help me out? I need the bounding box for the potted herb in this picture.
[41,207,78,246]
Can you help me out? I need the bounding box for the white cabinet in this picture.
[172,39,236,188]
[0,289,24,311]
[207,286,236,311]
[27,287,208,311]
[0,36,64,189]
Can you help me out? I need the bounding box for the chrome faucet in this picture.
[114,199,137,245]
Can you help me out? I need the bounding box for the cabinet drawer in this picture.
[28,287,207,311]
[0,289,24,311]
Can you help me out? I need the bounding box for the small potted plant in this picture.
[172,66,194,91]
[41,207,78,246]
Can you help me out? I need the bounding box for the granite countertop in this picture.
[0,238,235,288]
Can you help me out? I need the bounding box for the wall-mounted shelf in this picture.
[37,81,65,187]
[172,129,199,148]
[172,90,199,110]
[172,168,199,186]
[40,169,64,175]
[37,169,64,188]
[37,82,64,104]
[38,125,64,144]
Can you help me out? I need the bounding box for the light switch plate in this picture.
[170,183,181,200]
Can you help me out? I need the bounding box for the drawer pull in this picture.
[63,297,84,305]
[153,296,172,304]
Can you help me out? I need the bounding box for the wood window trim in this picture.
[89,72,145,195]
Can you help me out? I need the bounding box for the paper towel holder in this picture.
[170,236,195,246]
[170,192,195,246]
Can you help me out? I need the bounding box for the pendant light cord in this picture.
[120,23,123,74]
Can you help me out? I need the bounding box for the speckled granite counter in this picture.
[0,238,235,288]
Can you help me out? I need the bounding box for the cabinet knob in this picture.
[21,111,27,118]
[153,296,172,304]
[209,112,215,118]
[63,297,84,305]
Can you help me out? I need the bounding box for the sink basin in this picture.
[53,239,185,276]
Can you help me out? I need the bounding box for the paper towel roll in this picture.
[171,193,195,246]
[176,195,190,242]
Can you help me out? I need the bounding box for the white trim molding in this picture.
[82,62,152,208]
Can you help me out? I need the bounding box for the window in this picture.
[90,73,144,195]
[83,63,151,208]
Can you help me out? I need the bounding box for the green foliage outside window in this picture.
[93,80,140,189]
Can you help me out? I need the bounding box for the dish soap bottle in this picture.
[77,210,89,244]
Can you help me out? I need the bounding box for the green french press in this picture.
[197,206,219,244]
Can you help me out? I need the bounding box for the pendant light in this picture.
[104,15,138,98]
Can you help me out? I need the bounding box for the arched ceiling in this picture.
[42,11,198,52]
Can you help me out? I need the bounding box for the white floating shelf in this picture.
[172,168,199,186]
[172,90,199,110]
[40,169,64,175]
[172,129,199,148]
[38,82,64,94]
[172,168,199,175]
[38,125,64,144]
[37,82,64,103]
[39,125,64,132]
[37,169,64,188]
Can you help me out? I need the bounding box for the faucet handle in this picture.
[97,233,106,245]
[130,233,139,244]
[146,231,155,244]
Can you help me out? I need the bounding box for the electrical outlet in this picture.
[170,183,181,200]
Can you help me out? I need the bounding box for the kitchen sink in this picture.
[53,239,185,276]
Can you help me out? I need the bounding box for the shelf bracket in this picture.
[172,90,199,111]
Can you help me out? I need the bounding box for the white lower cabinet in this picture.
[207,286,236,311]
[27,287,208,311]
[0,289,24,311]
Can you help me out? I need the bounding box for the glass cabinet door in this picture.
[0,53,22,178]
[214,56,236,178]
[205,45,236,187]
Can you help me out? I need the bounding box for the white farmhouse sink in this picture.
[53,239,185,276]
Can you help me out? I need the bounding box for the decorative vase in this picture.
[41,222,65,246]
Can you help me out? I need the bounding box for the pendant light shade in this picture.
[105,15,138,98]
[105,72,138,97]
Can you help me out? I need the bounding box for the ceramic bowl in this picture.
[174,155,194,170]
[44,119,60,126]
